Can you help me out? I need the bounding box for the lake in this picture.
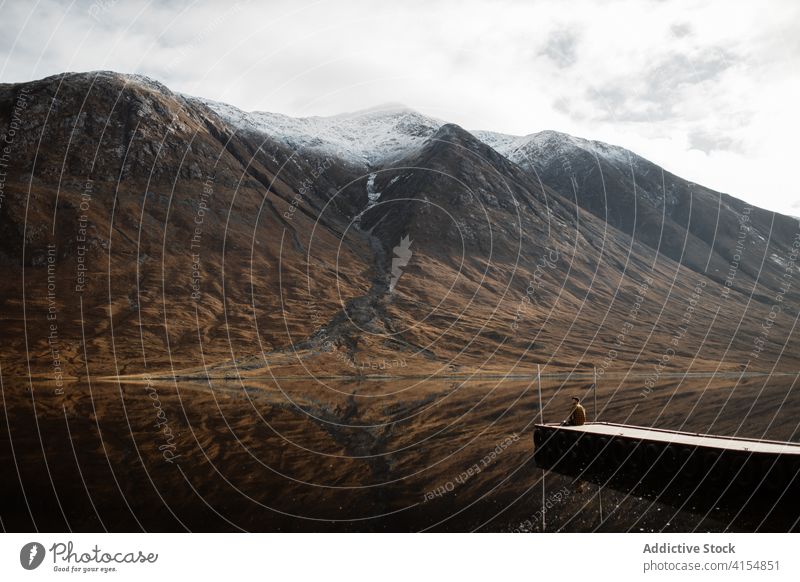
[2,373,798,531]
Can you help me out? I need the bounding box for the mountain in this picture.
[0,71,373,378]
[199,100,443,170]
[201,98,799,300]
[1,70,798,382]
[478,129,799,297]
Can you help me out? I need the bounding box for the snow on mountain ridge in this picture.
[475,128,638,171]
[192,95,640,172]
[194,98,445,168]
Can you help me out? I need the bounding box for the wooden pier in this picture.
[533,422,800,530]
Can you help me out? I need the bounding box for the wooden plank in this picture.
[538,422,800,455]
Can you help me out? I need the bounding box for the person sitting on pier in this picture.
[562,396,586,426]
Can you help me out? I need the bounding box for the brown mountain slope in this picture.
[0,71,798,383]
[0,71,372,379]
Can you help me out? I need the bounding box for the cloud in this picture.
[687,129,739,154]
[539,28,579,68]
[584,48,738,123]
[669,22,692,38]
[645,49,735,90]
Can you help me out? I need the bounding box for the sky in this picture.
[2,0,799,215]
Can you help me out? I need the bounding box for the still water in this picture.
[2,374,797,531]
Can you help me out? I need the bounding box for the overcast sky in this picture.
[2,0,799,215]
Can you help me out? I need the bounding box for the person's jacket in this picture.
[569,403,586,425]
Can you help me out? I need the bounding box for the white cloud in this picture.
[1,0,799,215]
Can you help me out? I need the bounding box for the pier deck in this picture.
[543,422,800,455]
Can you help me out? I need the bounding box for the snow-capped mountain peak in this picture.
[474,128,638,172]
[190,95,641,174]
[192,99,445,168]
